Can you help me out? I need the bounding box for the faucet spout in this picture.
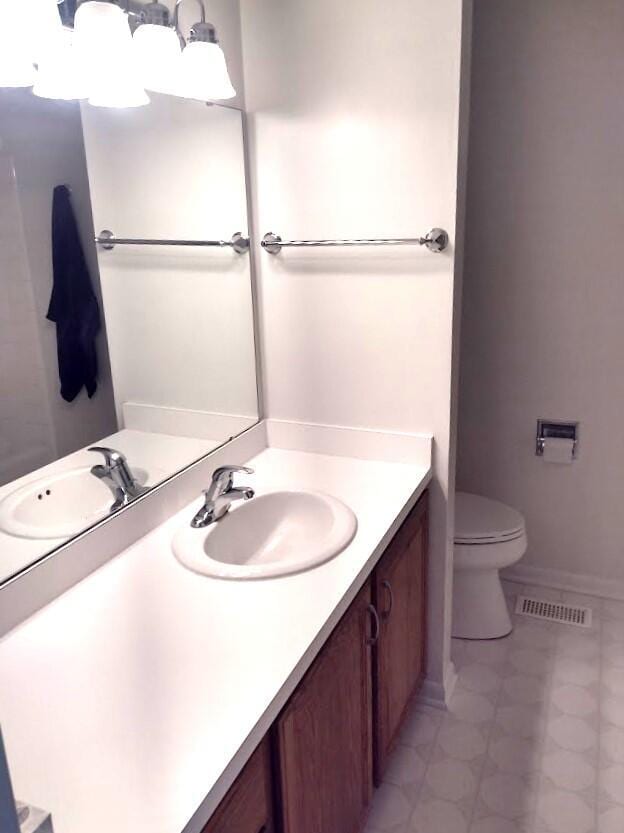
[190,466,255,528]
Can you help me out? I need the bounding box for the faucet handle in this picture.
[88,446,128,468]
[207,465,254,494]
[212,465,254,480]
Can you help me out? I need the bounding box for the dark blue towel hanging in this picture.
[47,184,101,402]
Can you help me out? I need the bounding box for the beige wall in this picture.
[458,1,624,596]
[240,0,470,696]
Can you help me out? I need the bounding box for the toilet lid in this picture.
[455,492,525,544]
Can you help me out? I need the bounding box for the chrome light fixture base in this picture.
[139,1,171,27]
[189,21,218,44]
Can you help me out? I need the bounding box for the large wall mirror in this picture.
[0,88,259,585]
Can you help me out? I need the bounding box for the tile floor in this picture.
[365,582,624,833]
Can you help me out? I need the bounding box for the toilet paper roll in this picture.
[542,437,575,464]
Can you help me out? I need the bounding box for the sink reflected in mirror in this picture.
[0,465,151,541]
[173,491,358,580]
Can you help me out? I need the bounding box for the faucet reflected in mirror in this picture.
[0,87,260,586]
[89,447,149,512]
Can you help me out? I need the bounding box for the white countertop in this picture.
[0,446,430,833]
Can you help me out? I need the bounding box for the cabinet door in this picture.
[275,582,374,833]
[373,491,428,784]
[202,736,273,833]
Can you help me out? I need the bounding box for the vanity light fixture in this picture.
[177,10,236,101]
[132,0,237,102]
[0,0,236,106]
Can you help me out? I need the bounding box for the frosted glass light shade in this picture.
[178,41,236,101]
[33,29,88,100]
[0,0,37,88]
[133,24,181,95]
[0,38,37,87]
[29,0,65,64]
[74,1,149,108]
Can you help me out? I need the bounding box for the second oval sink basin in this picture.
[172,491,358,580]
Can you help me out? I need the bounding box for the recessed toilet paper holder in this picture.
[536,419,579,459]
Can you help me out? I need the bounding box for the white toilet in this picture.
[452,492,527,640]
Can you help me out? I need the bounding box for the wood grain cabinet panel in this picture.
[201,736,273,833]
[275,582,374,833]
[373,492,428,784]
[201,491,429,833]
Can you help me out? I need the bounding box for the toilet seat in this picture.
[455,492,525,545]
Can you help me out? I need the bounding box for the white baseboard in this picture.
[418,661,458,710]
[503,563,624,603]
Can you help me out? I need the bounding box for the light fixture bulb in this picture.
[0,0,37,87]
[133,24,182,96]
[178,41,236,101]
[0,42,37,88]
[29,0,65,65]
[33,28,88,101]
[73,1,149,108]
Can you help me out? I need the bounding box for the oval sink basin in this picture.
[173,491,358,580]
[0,465,148,540]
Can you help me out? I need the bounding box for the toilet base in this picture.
[452,567,512,640]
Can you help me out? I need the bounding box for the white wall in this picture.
[457,1,624,595]
[0,90,117,471]
[81,97,258,434]
[240,0,470,694]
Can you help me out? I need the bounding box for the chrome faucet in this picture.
[89,446,149,512]
[191,465,255,528]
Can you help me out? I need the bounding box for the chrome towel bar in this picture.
[261,227,449,255]
[96,230,250,254]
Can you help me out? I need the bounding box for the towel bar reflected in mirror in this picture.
[96,230,250,254]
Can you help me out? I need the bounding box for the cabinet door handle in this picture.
[367,604,381,645]
[381,580,394,619]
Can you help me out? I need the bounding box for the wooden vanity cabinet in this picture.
[202,491,429,833]
[201,736,274,833]
[372,491,428,784]
[274,582,374,833]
